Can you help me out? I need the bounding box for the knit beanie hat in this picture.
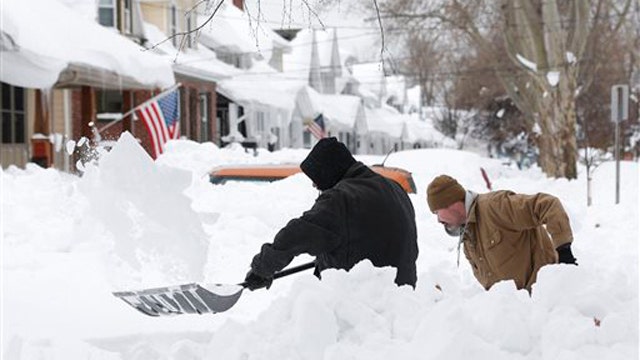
[300,137,356,190]
[427,175,466,212]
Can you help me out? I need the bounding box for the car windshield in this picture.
[210,176,286,185]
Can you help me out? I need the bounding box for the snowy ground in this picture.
[2,133,638,359]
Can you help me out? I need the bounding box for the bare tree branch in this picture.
[372,0,386,73]
[299,0,326,29]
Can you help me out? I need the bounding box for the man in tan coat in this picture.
[426,174,577,291]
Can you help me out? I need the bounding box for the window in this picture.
[1,83,26,144]
[216,104,229,139]
[269,48,283,72]
[123,0,132,34]
[98,0,116,27]
[186,13,197,49]
[303,130,311,148]
[199,93,210,142]
[342,82,354,95]
[186,15,192,48]
[217,52,241,68]
[99,0,133,34]
[217,52,252,69]
[170,4,179,47]
[269,127,280,150]
[239,54,252,69]
[95,90,123,121]
[256,111,266,133]
[179,88,188,137]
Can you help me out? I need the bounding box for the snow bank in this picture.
[3,164,81,251]
[77,132,209,285]
[2,135,638,359]
[156,139,310,177]
[205,258,636,360]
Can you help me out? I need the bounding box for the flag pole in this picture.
[97,83,182,135]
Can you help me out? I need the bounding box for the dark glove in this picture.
[556,243,578,265]
[244,269,273,291]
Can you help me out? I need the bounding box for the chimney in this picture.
[233,0,243,10]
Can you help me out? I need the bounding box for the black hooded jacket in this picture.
[250,162,418,287]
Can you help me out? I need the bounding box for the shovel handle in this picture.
[240,261,316,288]
[273,261,316,280]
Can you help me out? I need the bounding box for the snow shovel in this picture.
[112,261,316,317]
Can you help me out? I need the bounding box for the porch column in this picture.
[80,86,95,139]
[210,84,217,142]
[122,90,133,134]
[189,87,198,140]
[32,89,52,167]
[33,89,50,135]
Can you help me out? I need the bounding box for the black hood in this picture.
[300,137,356,190]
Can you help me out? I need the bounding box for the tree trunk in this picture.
[559,95,578,179]
[378,0,629,179]
[535,91,579,179]
[497,0,584,179]
[536,102,561,177]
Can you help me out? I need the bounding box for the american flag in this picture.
[306,113,326,140]
[135,89,180,159]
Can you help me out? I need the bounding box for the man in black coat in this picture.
[244,137,418,289]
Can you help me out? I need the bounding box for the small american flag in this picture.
[135,90,180,159]
[306,113,326,140]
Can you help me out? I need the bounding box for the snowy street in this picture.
[2,134,638,359]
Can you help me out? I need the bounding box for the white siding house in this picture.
[291,86,366,152]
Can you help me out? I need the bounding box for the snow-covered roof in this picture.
[406,85,421,110]
[197,1,290,57]
[218,61,302,111]
[404,115,456,147]
[385,75,406,104]
[364,105,404,138]
[54,0,96,20]
[1,0,174,89]
[364,104,456,145]
[143,22,241,81]
[351,62,385,97]
[304,86,362,129]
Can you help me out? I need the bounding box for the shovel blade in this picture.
[113,283,244,317]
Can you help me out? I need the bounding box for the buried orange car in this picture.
[209,163,417,194]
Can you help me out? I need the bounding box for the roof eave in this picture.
[54,63,166,90]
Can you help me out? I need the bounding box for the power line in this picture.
[144,1,631,31]
[140,2,632,87]
[210,50,619,80]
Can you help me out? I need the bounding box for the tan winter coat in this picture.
[462,191,573,291]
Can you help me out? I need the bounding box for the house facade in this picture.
[1,0,174,171]
[140,0,224,145]
[2,0,453,171]
[197,0,294,151]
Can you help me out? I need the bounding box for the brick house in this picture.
[1,0,174,171]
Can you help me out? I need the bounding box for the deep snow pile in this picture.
[2,133,638,359]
